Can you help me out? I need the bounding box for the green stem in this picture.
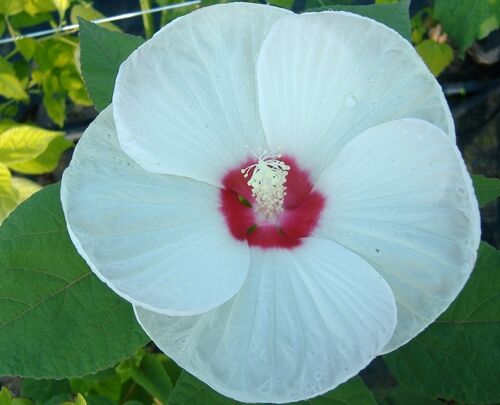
[139,0,154,39]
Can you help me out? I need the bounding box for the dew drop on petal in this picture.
[345,94,357,109]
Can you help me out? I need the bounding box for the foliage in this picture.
[0,1,500,404]
[0,121,70,222]
[0,184,149,378]
[78,19,144,111]
[384,242,500,404]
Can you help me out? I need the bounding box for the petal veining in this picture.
[113,3,291,185]
[314,118,480,353]
[134,237,397,403]
[256,11,454,180]
[61,106,250,315]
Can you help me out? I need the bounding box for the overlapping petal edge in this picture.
[62,3,480,404]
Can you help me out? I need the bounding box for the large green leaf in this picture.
[384,242,500,404]
[435,0,500,54]
[0,125,63,166]
[472,174,500,208]
[307,0,411,40]
[0,184,149,378]
[168,372,376,405]
[78,18,144,111]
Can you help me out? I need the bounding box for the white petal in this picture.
[257,11,454,180]
[61,106,249,315]
[134,237,397,403]
[314,119,480,353]
[113,3,291,185]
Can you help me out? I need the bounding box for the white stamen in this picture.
[241,149,290,220]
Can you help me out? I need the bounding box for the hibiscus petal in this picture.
[134,237,397,403]
[314,118,480,353]
[256,11,454,180]
[61,106,250,315]
[113,3,291,185]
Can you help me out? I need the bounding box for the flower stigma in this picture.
[240,149,290,221]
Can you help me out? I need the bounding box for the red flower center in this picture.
[219,155,325,249]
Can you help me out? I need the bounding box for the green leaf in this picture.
[0,125,63,166]
[53,0,70,20]
[129,353,173,403]
[169,372,375,405]
[62,394,86,405]
[415,39,453,76]
[42,75,66,127]
[0,184,149,378]
[308,0,411,40]
[0,57,28,100]
[0,387,33,405]
[472,174,500,208]
[9,135,73,175]
[11,177,41,203]
[70,4,121,32]
[16,38,36,60]
[22,0,56,16]
[435,0,500,54]
[384,242,500,404]
[22,379,72,404]
[70,368,123,401]
[78,18,145,111]
[0,163,18,223]
[0,0,23,16]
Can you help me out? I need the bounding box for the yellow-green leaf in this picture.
[9,135,72,174]
[416,39,454,76]
[62,394,86,405]
[0,125,63,165]
[0,164,18,223]
[0,0,23,16]
[15,38,36,60]
[52,0,69,19]
[0,57,28,100]
[22,0,56,15]
[12,177,41,203]
[70,4,121,32]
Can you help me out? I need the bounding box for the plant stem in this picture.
[139,0,154,39]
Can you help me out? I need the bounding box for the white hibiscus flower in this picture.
[61,3,480,403]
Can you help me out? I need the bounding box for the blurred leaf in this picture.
[0,184,149,378]
[0,387,33,405]
[9,134,72,174]
[11,177,41,202]
[22,0,56,15]
[169,372,375,405]
[70,5,121,32]
[157,0,198,26]
[84,396,114,405]
[129,352,173,403]
[62,394,86,405]
[384,242,500,404]
[78,18,144,111]
[10,11,53,28]
[0,57,28,100]
[0,163,18,223]
[70,368,123,401]
[42,75,66,127]
[53,0,70,20]
[0,0,23,16]
[435,0,500,54]
[416,39,453,76]
[0,125,63,165]
[307,0,411,40]
[16,38,36,60]
[472,174,500,208]
[22,379,72,404]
